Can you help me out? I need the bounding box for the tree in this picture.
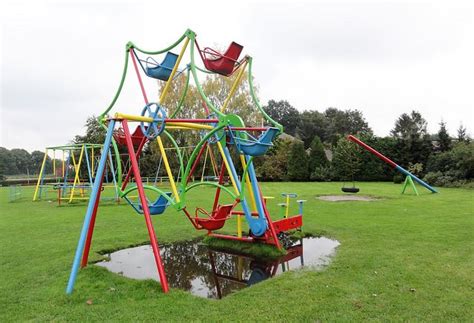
[10,149,31,175]
[257,138,292,181]
[391,110,432,169]
[437,120,451,152]
[73,116,106,144]
[287,141,309,181]
[308,136,328,171]
[324,108,372,145]
[332,137,362,182]
[263,100,300,136]
[296,110,326,148]
[391,110,427,140]
[457,124,469,143]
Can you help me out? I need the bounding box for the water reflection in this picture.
[97,237,340,299]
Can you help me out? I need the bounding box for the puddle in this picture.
[318,195,379,202]
[96,237,340,299]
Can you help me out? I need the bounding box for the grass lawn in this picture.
[0,182,472,321]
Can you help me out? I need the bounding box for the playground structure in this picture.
[347,135,438,194]
[33,143,119,204]
[66,29,304,295]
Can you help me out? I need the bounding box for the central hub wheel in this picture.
[140,102,166,140]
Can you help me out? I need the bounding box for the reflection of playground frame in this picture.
[208,239,304,299]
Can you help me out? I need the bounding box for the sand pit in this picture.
[317,195,380,202]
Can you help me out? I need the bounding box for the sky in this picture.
[1,0,473,152]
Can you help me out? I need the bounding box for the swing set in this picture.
[66,29,305,295]
[33,143,119,204]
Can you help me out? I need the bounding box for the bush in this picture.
[310,166,334,181]
[287,141,309,181]
[393,174,404,184]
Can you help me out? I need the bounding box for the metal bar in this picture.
[122,120,169,293]
[348,135,438,193]
[66,120,115,294]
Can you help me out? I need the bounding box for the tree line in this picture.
[258,103,472,187]
[1,73,472,187]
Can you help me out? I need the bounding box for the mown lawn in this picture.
[0,182,472,321]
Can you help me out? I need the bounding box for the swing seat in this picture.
[114,126,146,147]
[195,204,233,231]
[234,127,279,156]
[145,52,179,81]
[341,187,360,193]
[201,42,243,76]
[138,192,173,215]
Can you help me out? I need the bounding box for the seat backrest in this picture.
[259,127,279,144]
[223,42,243,61]
[132,126,145,138]
[212,204,233,220]
[161,52,178,70]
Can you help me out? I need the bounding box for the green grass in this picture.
[0,182,473,321]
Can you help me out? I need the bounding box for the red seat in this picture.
[195,204,233,231]
[113,126,146,147]
[201,42,243,76]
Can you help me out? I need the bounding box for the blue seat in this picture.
[146,52,178,81]
[138,192,172,215]
[234,127,279,156]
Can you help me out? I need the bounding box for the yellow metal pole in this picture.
[69,145,85,203]
[285,195,290,218]
[220,60,248,113]
[216,142,243,237]
[240,155,257,211]
[156,136,180,203]
[216,142,239,194]
[159,38,190,103]
[33,149,49,201]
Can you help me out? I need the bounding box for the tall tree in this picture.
[324,108,372,144]
[73,116,106,144]
[437,120,451,152]
[308,136,328,172]
[297,110,326,148]
[332,137,362,182]
[287,141,309,181]
[263,100,300,136]
[391,110,432,168]
[391,110,428,140]
[457,124,469,143]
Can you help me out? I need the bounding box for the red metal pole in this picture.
[212,162,227,212]
[347,135,397,168]
[129,49,149,104]
[166,119,219,123]
[81,176,105,267]
[121,136,147,191]
[121,48,151,191]
[186,141,208,184]
[123,120,169,293]
[259,185,282,249]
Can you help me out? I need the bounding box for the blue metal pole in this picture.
[66,120,116,294]
[221,146,266,236]
[245,155,268,232]
[395,165,438,193]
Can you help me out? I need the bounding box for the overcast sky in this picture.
[1,0,473,152]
